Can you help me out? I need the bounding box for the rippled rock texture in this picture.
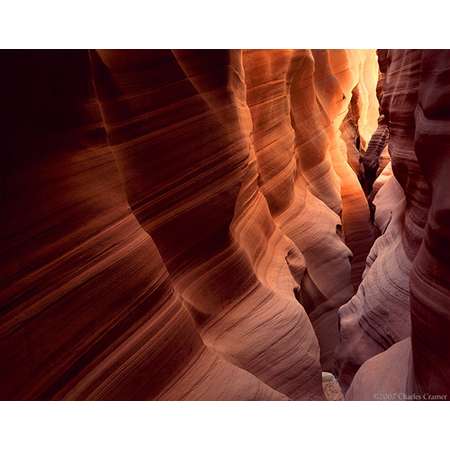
[7,48,436,401]
[243,50,378,371]
[344,50,450,400]
[1,51,288,400]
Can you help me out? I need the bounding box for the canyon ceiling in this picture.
[1,49,449,400]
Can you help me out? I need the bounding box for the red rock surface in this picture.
[91,49,326,400]
[2,49,449,400]
[345,50,450,400]
[409,50,450,397]
[1,51,291,400]
[337,50,426,390]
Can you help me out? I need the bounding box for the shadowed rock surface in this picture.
[345,50,450,400]
[1,49,449,400]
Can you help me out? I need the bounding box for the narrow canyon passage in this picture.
[1,49,449,400]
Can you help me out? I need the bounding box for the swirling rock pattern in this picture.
[411,50,450,396]
[5,48,427,401]
[337,50,428,390]
[345,50,450,400]
[0,50,286,400]
[360,121,389,196]
[326,50,379,290]
[243,49,360,371]
[91,49,327,399]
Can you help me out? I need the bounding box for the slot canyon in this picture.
[1,49,450,400]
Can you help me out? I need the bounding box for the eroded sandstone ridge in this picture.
[345,50,450,400]
[1,51,287,400]
[2,49,448,400]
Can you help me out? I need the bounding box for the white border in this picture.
[2,0,449,48]
[0,401,448,449]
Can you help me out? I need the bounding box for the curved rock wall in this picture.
[91,49,326,399]
[1,49,380,400]
[411,50,450,396]
[334,51,378,289]
[244,50,355,371]
[0,50,286,400]
[345,50,450,400]
[338,50,428,390]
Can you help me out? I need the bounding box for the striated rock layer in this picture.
[243,50,361,371]
[91,49,324,399]
[338,50,428,390]
[0,49,388,400]
[0,51,286,400]
[302,50,379,368]
[346,50,450,400]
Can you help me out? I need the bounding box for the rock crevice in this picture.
[1,49,449,400]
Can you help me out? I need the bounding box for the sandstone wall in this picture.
[1,49,379,399]
[346,50,450,399]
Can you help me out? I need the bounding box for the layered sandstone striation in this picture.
[345,50,450,400]
[8,49,448,401]
[244,50,354,371]
[1,51,288,400]
[91,49,325,399]
[410,50,450,396]
[339,50,427,391]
